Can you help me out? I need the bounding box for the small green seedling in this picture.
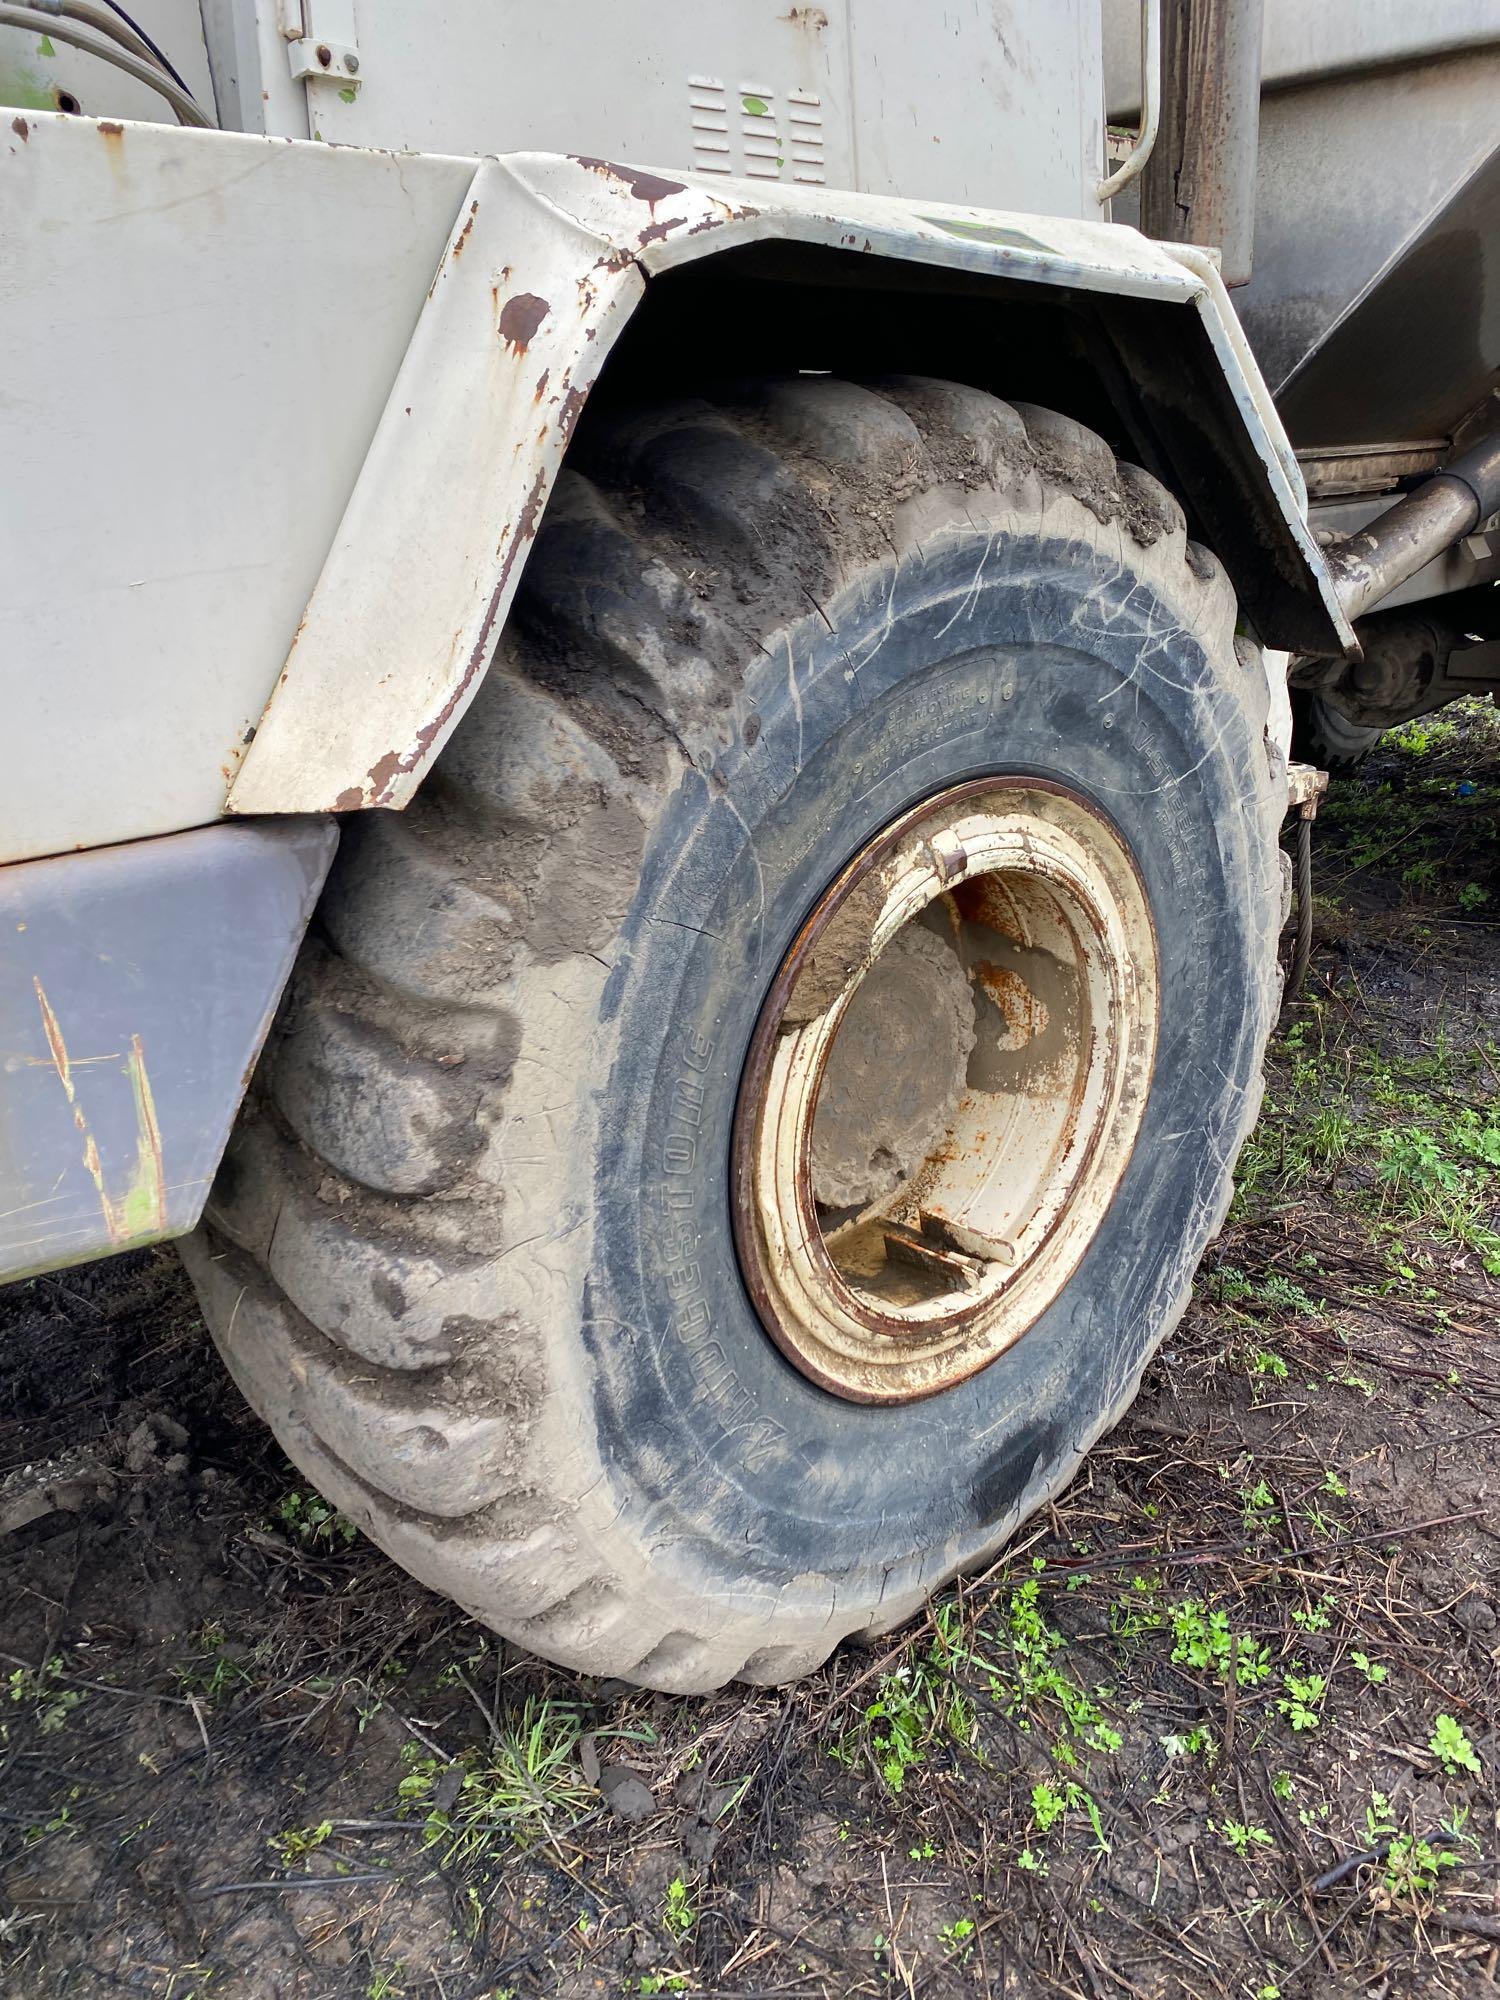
[1429,1714,1481,1777]
[663,1876,694,1939]
[939,1917,975,1959]
[1218,1819,1273,1857]
[1276,1670,1327,1732]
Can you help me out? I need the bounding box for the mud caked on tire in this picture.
[183,378,1285,1692]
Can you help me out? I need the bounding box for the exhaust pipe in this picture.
[1324,431,1500,626]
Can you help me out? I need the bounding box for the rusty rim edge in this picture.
[729,774,1159,1407]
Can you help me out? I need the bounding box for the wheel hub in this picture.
[732,779,1159,1404]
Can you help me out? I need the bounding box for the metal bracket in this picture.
[288,38,360,86]
[1286,761,1329,820]
[283,0,361,93]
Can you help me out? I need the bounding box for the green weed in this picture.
[1429,1713,1481,1777]
[397,1696,599,1859]
[1169,1601,1271,1687]
[663,1876,694,1940]
[272,1489,357,1550]
[1276,1669,1328,1732]
[4,1658,84,1738]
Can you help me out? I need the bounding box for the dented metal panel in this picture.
[229,149,1349,816]
[0,817,334,1281]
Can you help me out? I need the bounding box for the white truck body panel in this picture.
[0,111,1340,858]
[1,117,472,861]
[276,0,1106,221]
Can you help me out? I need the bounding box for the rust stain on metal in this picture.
[557,381,587,442]
[498,290,550,354]
[365,749,404,799]
[97,120,124,138]
[972,961,1048,1045]
[637,215,689,251]
[571,156,686,208]
[34,977,72,1100]
[11,115,28,140]
[533,366,550,403]
[451,199,478,255]
[127,1033,167,1233]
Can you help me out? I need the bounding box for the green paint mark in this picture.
[1,62,59,109]
[114,1036,167,1241]
[338,84,356,102]
[36,33,55,57]
[917,215,1052,254]
[741,93,769,117]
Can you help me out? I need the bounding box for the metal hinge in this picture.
[280,0,361,94]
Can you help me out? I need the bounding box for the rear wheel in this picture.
[1290,687,1384,773]
[183,378,1285,1692]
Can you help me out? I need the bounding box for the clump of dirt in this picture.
[1,705,1497,2000]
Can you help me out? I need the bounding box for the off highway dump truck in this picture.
[2,0,1497,1693]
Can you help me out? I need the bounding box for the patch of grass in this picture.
[175,1622,254,1703]
[397,1696,598,1859]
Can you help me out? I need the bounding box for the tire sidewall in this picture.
[580,519,1276,1614]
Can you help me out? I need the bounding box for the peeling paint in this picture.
[450,198,478,255]
[498,290,549,353]
[570,155,686,208]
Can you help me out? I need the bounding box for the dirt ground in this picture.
[2,705,1498,2000]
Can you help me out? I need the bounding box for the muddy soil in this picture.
[2,706,1497,2000]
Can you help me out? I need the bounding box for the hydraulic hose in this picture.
[0,3,212,124]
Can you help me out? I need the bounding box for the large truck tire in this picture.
[1290,687,1384,773]
[181,378,1285,1693]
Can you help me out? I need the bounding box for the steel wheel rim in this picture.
[732,778,1160,1405]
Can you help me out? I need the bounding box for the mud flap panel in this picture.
[0,819,335,1282]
